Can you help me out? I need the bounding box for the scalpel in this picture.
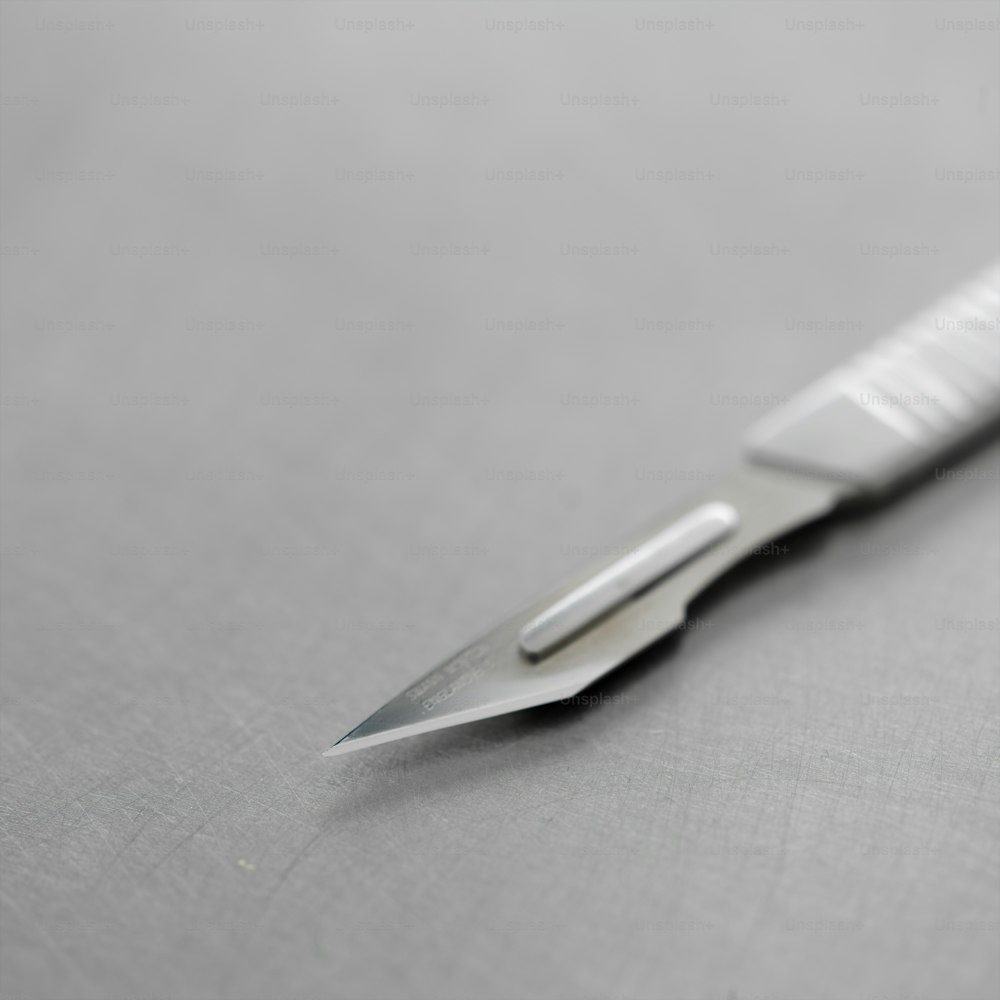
[325,263,1000,757]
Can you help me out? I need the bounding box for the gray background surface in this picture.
[1,2,999,999]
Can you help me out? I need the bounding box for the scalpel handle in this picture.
[746,262,1000,497]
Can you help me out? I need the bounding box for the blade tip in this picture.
[321,738,351,758]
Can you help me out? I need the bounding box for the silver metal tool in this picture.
[324,263,1000,758]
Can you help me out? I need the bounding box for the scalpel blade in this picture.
[324,465,845,756]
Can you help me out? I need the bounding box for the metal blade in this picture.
[324,464,850,757]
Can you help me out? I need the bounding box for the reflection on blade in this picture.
[321,599,672,757]
[322,663,600,757]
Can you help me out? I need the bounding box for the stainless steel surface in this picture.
[3,3,999,1000]
[747,262,1000,492]
[325,468,846,756]
[518,501,739,657]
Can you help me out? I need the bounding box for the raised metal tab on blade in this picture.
[518,502,740,658]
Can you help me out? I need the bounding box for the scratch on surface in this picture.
[92,716,277,885]
[253,813,341,931]
[261,743,308,810]
[143,758,299,877]
[882,718,923,808]
[92,769,199,889]
[143,792,235,875]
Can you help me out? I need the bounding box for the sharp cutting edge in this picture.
[324,262,1000,758]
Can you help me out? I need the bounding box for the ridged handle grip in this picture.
[746,263,1000,495]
